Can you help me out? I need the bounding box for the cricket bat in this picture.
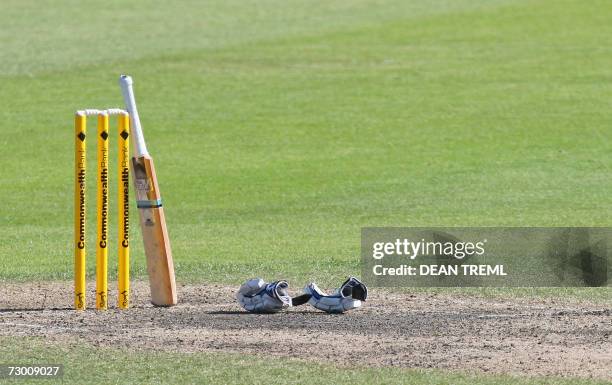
[119,75,177,306]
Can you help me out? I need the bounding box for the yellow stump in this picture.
[118,113,130,309]
[96,112,109,310]
[74,113,87,310]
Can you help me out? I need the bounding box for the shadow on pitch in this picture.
[207,310,329,315]
[0,307,74,312]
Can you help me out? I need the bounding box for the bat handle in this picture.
[119,75,149,157]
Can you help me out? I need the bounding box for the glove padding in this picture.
[304,277,368,314]
[237,278,292,313]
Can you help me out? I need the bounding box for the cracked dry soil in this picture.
[1,282,610,380]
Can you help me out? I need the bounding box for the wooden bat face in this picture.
[132,155,177,306]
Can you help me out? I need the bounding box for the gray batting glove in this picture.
[236,278,292,313]
[304,277,368,314]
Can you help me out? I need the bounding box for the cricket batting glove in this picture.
[237,278,292,313]
[304,277,368,314]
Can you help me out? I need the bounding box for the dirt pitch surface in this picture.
[1,282,610,380]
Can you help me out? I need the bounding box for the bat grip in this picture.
[119,75,149,157]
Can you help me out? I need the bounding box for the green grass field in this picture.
[1,0,611,383]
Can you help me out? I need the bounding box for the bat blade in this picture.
[132,154,177,306]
